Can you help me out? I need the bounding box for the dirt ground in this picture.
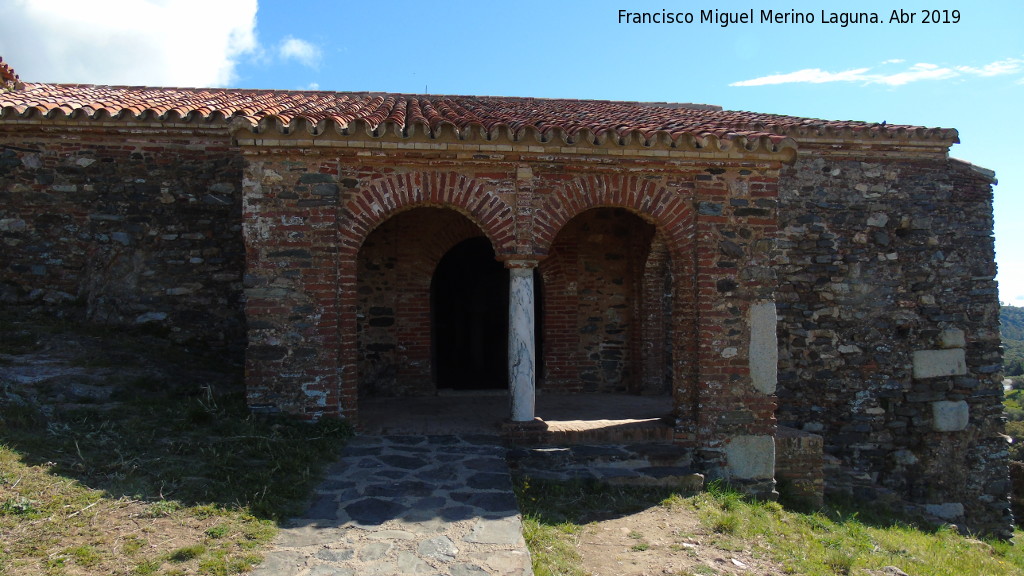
[577,505,788,576]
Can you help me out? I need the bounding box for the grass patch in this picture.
[515,478,1024,576]
[0,384,351,576]
[167,544,207,563]
[519,515,585,576]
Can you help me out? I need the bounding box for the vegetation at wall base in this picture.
[515,478,1024,576]
[1000,305,1024,463]
[0,385,351,575]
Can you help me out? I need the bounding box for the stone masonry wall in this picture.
[775,425,825,507]
[0,127,245,356]
[776,153,1009,535]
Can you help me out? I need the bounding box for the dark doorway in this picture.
[432,237,509,390]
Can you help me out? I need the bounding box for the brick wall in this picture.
[356,207,487,396]
[540,207,658,393]
[776,153,1009,535]
[0,126,245,356]
[240,144,782,488]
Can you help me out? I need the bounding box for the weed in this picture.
[710,512,740,534]
[65,545,102,567]
[520,514,586,576]
[630,542,650,552]
[205,524,231,539]
[168,544,207,562]
[239,520,276,548]
[823,549,856,574]
[122,536,146,555]
[146,499,182,517]
[133,559,161,575]
[0,496,39,517]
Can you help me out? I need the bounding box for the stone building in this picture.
[0,57,1010,534]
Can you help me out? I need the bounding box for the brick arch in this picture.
[533,174,696,262]
[356,208,489,397]
[339,171,516,258]
[533,174,699,434]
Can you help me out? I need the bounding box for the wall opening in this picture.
[540,207,671,395]
[356,208,486,398]
[431,237,509,390]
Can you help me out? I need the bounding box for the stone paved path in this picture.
[248,435,533,576]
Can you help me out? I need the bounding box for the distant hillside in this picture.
[1003,305,1024,341]
[1004,305,1024,376]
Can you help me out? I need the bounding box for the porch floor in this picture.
[358,392,675,443]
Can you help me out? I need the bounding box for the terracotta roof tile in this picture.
[0,57,19,89]
[0,82,959,151]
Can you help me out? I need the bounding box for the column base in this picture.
[501,417,548,444]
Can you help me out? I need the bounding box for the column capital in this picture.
[498,255,544,269]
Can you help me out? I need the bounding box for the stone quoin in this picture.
[0,55,1010,535]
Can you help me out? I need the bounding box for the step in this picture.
[506,443,703,490]
[502,414,675,445]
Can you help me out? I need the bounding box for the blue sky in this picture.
[2,0,1022,303]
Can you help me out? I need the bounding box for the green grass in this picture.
[515,478,590,576]
[0,385,351,576]
[515,478,1024,576]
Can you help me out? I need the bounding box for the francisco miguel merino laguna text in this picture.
[617,8,962,27]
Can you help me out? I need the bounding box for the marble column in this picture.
[507,262,536,421]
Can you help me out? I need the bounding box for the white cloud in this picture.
[279,36,322,69]
[871,62,957,86]
[730,68,872,86]
[956,57,1024,77]
[732,57,1024,88]
[0,0,258,87]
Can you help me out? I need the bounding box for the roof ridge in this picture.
[0,82,958,151]
[21,82,724,110]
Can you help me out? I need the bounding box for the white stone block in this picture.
[748,302,778,395]
[938,328,966,349]
[924,502,964,520]
[932,400,969,432]
[912,349,966,379]
[725,435,775,480]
